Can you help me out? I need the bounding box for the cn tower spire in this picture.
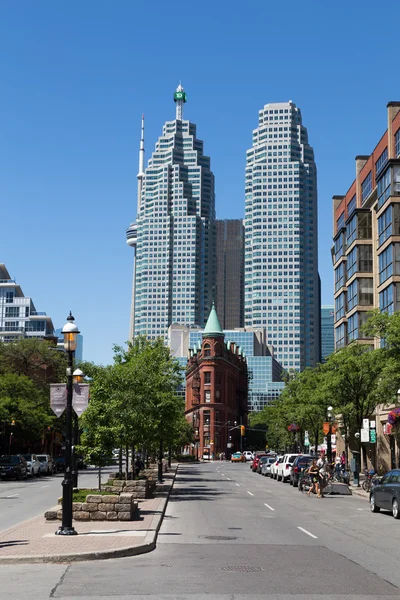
[174,83,187,121]
[137,113,145,212]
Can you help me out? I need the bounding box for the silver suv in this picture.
[36,454,55,475]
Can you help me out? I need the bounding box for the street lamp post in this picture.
[327,405,333,464]
[71,368,84,489]
[56,312,80,536]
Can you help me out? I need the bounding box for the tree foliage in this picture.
[79,337,186,472]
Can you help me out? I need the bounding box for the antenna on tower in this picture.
[174,83,187,121]
[137,113,145,212]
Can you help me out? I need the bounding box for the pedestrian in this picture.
[340,451,346,469]
[307,459,319,496]
[317,453,327,498]
[335,454,341,476]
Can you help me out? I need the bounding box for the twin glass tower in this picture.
[126,85,215,341]
[127,90,320,371]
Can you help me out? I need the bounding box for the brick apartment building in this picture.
[332,101,400,470]
[185,304,248,459]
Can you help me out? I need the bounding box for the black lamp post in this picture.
[71,368,84,489]
[56,312,80,536]
[327,405,333,464]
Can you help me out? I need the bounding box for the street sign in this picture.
[50,384,67,417]
[370,429,377,443]
[370,420,376,429]
[72,383,90,416]
[227,442,233,448]
[331,434,336,445]
[361,428,370,442]
[363,418,370,430]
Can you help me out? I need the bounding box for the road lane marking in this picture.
[236,483,240,486]
[297,526,317,539]
[226,478,231,481]
[41,485,50,489]
[247,491,254,496]
[264,503,275,511]
[3,494,19,499]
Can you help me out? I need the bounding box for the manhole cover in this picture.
[221,566,263,573]
[201,535,237,541]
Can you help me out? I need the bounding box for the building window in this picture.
[335,292,346,320]
[380,285,394,314]
[347,194,356,217]
[377,167,391,210]
[359,278,373,305]
[359,245,373,272]
[361,172,372,204]
[5,292,14,303]
[347,247,357,279]
[347,314,358,342]
[335,323,347,349]
[336,212,345,230]
[5,307,19,318]
[396,129,400,158]
[376,148,388,177]
[4,321,19,331]
[204,372,211,384]
[346,215,357,246]
[347,280,357,311]
[379,246,393,284]
[333,232,346,262]
[25,320,46,332]
[334,262,346,292]
[203,344,211,357]
[378,205,393,246]
[358,212,372,240]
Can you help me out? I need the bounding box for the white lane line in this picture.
[264,502,275,511]
[226,478,231,481]
[4,494,19,499]
[247,491,254,496]
[297,526,317,539]
[41,485,50,489]
[236,483,240,487]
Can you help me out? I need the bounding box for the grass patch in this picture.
[73,489,114,503]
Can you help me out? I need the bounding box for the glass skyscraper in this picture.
[244,101,320,371]
[126,86,215,340]
[320,305,334,362]
[215,219,244,329]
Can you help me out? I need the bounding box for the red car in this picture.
[251,453,267,472]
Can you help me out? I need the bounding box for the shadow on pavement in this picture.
[0,539,28,548]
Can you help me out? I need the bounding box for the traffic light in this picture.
[240,425,245,436]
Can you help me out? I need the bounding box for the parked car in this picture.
[231,452,246,463]
[257,455,271,473]
[270,456,283,479]
[54,456,65,472]
[370,469,400,518]
[290,455,315,487]
[243,451,254,462]
[0,455,28,480]
[251,453,267,472]
[277,453,300,482]
[36,454,55,475]
[261,456,277,476]
[22,454,41,477]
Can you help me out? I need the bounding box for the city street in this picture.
[0,467,113,533]
[2,461,400,599]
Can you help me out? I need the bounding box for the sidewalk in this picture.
[0,468,177,564]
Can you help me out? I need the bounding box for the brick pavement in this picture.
[0,470,176,564]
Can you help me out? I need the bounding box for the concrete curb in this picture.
[0,466,178,564]
[350,486,368,500]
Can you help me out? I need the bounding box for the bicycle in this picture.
[362,471,378,492]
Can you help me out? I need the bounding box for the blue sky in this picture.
[1,1,399,365]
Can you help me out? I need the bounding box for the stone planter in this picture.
[45,493,138,522]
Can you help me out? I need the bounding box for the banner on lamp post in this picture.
[72,383,90,416]
[304,431,310,446]
[361,428,370,443]
[50,384,67,417]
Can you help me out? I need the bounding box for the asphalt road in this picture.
[0,466,114,532]
[2,461,400,600]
